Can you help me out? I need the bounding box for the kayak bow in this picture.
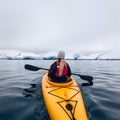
[42,72,88,120]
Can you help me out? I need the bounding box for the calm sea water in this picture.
[0,60,120,120]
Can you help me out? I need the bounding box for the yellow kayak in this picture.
[42,72,88,120]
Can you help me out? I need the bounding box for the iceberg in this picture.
[15,52,40,60]
[0,50,20,60]
[98,51,120,60]
[0,49,120,60]
[0,54,7,60]
[42,51,57,60]
[65,52,80,60]
[78,53,106,60]
[0,50,41,60]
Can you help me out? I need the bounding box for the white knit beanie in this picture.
[57,51,65,58]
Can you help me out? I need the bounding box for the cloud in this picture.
[0,0,120,52]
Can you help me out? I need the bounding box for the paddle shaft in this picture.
[25,64,93,79]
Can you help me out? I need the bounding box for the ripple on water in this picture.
[0,60,120,120]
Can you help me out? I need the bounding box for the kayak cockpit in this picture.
[45,73,74,87]
[47,79,74,87]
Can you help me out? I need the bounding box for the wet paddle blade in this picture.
[25,64,40,71]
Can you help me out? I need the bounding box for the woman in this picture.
[48,51,71,83]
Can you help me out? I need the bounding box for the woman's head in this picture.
[57,51,65,59]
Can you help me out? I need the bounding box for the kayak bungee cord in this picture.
[46,84,80,120]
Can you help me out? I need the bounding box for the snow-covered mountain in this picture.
[0,50,120,60]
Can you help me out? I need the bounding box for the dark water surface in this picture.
[0,60,120,120]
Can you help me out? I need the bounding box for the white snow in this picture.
[0,49,120,60]
[98,51,120,59]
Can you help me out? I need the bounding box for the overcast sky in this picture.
[0,0,120,53]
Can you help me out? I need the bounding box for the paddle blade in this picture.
[79,75,93,81]
[25,64,40,71]
[80,75,93,86]
[81,82,93,86]
[72,73,93,81]
[72,73,93,86]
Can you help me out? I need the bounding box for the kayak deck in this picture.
[42,72,88,120]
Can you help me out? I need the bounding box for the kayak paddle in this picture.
[25,64,93,86]
[25,64,48,71]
